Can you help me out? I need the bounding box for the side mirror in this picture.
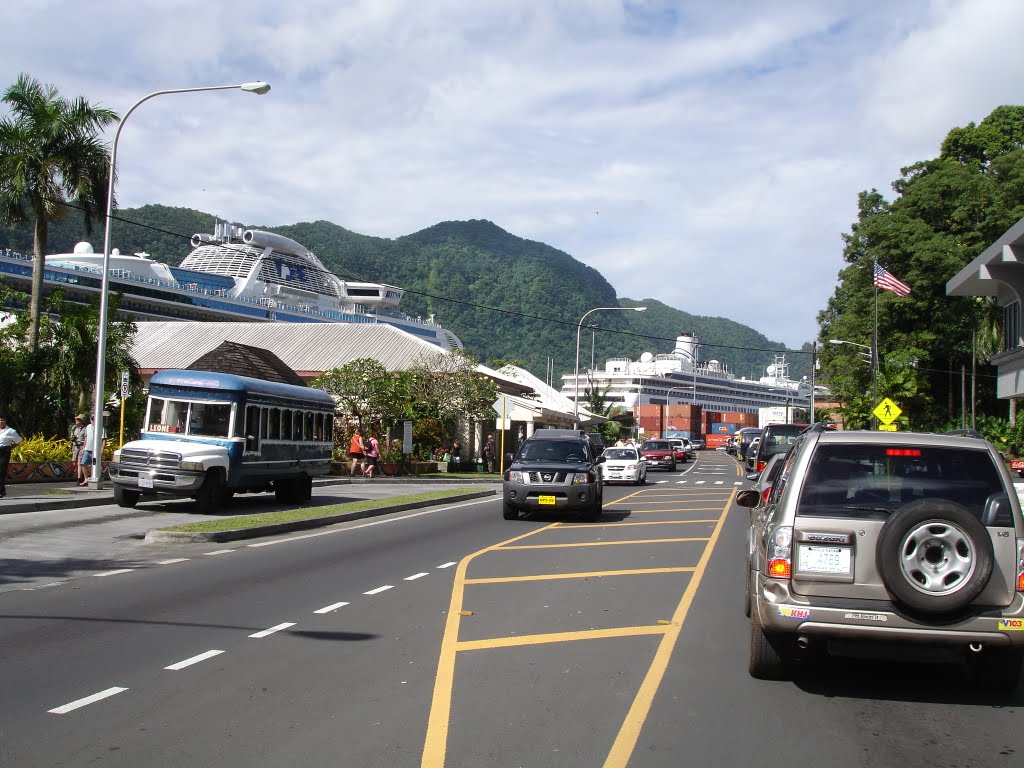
[745,471,759,481]
[735,489,760,508]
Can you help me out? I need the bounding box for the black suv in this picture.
[502,431,604,521]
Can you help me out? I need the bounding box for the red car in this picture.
[640,439,677,471]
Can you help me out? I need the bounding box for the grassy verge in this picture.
[158,488,488,534]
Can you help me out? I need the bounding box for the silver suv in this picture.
[737,426,1024,689]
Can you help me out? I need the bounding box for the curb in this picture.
[145,489,496,543]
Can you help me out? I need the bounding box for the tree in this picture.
[312,358,408,433]
[0,73,118,352]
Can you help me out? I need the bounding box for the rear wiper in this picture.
[840,505,893,515]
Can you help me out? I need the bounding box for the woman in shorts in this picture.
[348,429,365,476]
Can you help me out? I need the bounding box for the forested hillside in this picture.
[1,206,796,380]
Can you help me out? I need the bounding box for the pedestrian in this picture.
[79,415,106,486]
[348,428,365,476]
[363,431,380,479]
[69,414,87,483]
[483,434,496,473]
[450,438,462,469]
[0,414,23,498]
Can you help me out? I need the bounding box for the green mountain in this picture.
[1,205,801,380]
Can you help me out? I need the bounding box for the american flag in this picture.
[873,262,911,297]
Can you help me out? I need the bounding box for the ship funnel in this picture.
[674,333,699,365]
[242,230,311,256]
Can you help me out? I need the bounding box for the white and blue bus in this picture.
[109,370,336,511]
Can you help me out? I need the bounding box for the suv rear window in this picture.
[760,424,804,456]
[797,443,1005,520]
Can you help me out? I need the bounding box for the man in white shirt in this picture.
[80,415,107,486]
[0,415,22,498]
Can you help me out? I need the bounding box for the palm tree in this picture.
[0,73,118,352]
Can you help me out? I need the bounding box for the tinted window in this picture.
[519,440,590,462]
[797,443,1004,519]
[642,441,672,451]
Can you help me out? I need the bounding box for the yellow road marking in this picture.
[465,566,696,584]
[498,537,709,550]
[456,624,670,652]
[603,489,734,767]
[560,519,717,528]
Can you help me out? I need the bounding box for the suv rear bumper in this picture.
[753,581,1024,647]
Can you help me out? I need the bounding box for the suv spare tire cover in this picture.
[876,499,994,615]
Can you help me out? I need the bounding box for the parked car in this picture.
[601,446,647,485]
[502,431,604,521]
[735,427,762,462]
[736,425,1024,688]
[666,438,690,463]
[750,422,808,475]
[640,439,677,471]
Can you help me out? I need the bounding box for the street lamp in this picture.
[829,337,878,425]
[88,81,271,485]
[573,306,647,427]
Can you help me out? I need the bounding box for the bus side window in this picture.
[268,408,280,440]
[245,406,260,452]
[305,411,314,441]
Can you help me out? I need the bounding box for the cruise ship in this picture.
[0,223,463,351]
[562,333,820,418]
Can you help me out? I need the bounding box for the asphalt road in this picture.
[2,452,1023,767]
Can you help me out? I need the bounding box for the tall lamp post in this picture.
[573,306,647,427]
[829,338,876,428]
[89,82,271,486]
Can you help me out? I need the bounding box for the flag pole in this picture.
[872,260,879,429]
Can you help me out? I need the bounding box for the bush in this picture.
[11,435,73,463]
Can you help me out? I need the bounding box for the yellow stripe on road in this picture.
[498,537,710,550]
[465,566,696,584]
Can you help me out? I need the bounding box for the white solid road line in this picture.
[156,558,189,565]
[249,622,296,638]
[364,585,394,595]
[404,572,429,581]
[165,650,225,670]
[95,569,134,577]
[48,686,128,714]
[314,601,350,614]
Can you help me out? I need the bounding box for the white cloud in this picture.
[3,0,1022,352]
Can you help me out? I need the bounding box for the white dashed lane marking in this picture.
[314,601,350,614]
[156,558,189,565]
[404,572,429,581]
[437,562,457,569]
[204,549,235,556]
[48,687,128,714]
[249,622,296,638]
[165,650,225,671]
[95,569,134,577]
[364,585,394,595]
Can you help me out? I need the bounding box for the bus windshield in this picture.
[147,397,232,439]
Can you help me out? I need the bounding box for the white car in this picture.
[600,446,648,485]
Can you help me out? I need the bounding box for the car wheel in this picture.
[194,470,225,513]
[876,499,994,615]
[969,646,1024,691]
[748,612,789,680]
[113,485,140,509]
[502,502,519,520]
[744,561,753,619]
[581,494,603,522]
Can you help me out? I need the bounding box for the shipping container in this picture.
[705,433,730,449]
[711,423,737,434]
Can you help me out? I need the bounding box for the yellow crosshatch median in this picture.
[873,397,902,424]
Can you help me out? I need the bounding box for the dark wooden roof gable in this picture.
[186,341,307,387]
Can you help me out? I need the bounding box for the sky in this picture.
[4,0,1024,348]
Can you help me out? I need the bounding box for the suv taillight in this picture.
[1017,539,1024,592]
[767,525,792,579]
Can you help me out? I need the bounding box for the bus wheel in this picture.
[113,485,140,509]
[194,471,224,514]
[301,475,313,501]
[275,478,298,504]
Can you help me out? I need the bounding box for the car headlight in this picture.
[571,472,591,485]
[507,470,523,483]
[112,450,122,462]
[180,460,205,472]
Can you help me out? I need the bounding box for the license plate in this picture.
[138,475,154,489]
[798,545,851,575]
[609,473,622,479]
[538,495,556,505]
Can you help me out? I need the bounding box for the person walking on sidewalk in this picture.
[363,431,380,479]
[348,428,365,476]
[0,415,22,498]
[80,415,106,486]
[69,414,87,483]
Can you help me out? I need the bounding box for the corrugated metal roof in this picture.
[132,321,448,374]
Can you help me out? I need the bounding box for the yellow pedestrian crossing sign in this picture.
[873,397,902,425]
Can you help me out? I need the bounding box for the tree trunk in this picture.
[28,216,48,353]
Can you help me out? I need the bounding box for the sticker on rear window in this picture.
[778,606,809,619]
